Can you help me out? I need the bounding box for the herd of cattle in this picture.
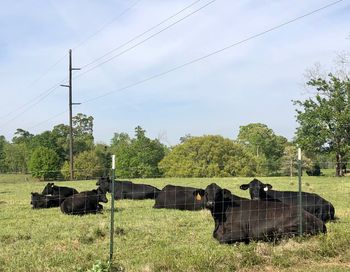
[30,178,335,244]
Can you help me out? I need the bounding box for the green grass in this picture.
[0,175,350,271]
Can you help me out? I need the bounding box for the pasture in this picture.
[0,174,350,272]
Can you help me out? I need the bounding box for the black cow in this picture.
[60,187,108,215]
[42,182,79,203]
[97,177,160,200]
[153,185,207,210]
[30,192,60,209]
[204,183,326,244]
[239,179,335,222]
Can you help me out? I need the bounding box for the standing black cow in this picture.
[153,185,207,211]
[30,192,60,209]
[60,187,108,215]
[97,177,160,200]
[239,179,335,222]
[204,183,326,244]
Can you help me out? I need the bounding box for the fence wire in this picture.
[1,163,349,271]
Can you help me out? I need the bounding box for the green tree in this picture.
[110,127,166,178]
[52,124,70,160]
[3,143,29,173]
[237,123,286,175]
[159,135,258,177]
[294,74,350,176]
[61,150,104,180]
[0,136,7,172]
[73,113,94,154]
[94,143,111,177]
[29,147,61,180]
[280,145,312,177]
[12,129,33,145]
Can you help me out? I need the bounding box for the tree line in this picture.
[0,67,349,180]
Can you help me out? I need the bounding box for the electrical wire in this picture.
[80,0,345,104]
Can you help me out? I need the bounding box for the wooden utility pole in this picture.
[61,49,81,180]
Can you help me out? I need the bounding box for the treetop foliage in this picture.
[294,73,350,176]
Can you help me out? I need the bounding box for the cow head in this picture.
[30,192,48,209]
[42,183,54,195]
[96,176,111,193]
[239,179,272,200]
[97,187,108,203]
[203,183,232,209]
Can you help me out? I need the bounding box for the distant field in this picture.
[0,174,350,272]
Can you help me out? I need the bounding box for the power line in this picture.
[79,0,204,70]
[72,0,143,50]
[17,0,344,130]
[26,110,68,130]
[0,76,66,121]
[80,0,344,104]
[0,81,66,129]
[74,0,215,80]
[0,0,141,123]
[4,0,212,131]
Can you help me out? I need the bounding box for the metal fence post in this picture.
[297,148,303,236]
[109,155,116,266]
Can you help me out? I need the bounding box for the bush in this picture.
[159,135,258,177]
[29,147,61,180]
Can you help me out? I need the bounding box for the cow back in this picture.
[153,185,205,210]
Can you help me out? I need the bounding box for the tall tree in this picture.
[294,74,350,176]
[0,136,7,172]
[110,127,166,178]
[72,113,94,153]
[12,129,33,145]
[237,123,286,175]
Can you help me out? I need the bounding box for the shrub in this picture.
[75,150,105,179]
[159,135,258,177]
[29,147,61,180]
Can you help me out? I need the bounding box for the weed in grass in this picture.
[94,227,107,238]
[271,253,293,268]
[115,227,126,236]
[237,243,265,268]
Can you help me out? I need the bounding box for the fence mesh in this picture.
[0,162,350,271]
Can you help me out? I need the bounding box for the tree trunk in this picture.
[336,153,343,177]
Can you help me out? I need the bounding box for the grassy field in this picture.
[0,174,350,272]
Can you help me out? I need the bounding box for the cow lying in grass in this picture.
[30,192,60,209]
[202,183,326,244]
[97,177,160,200]
[239,179,335,222]
[60,187,108,215]
[153,185,207,211]
[42,182,78,203]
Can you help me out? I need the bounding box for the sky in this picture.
[0,0,349,146]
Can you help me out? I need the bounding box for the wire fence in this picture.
[0,160,349,271]
[1,160,349,177]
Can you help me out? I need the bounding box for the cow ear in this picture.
[193,189,205,201]
[263,184,272,191]
[240,184,249,190]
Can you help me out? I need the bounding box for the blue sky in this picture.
[0,0,349,146]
